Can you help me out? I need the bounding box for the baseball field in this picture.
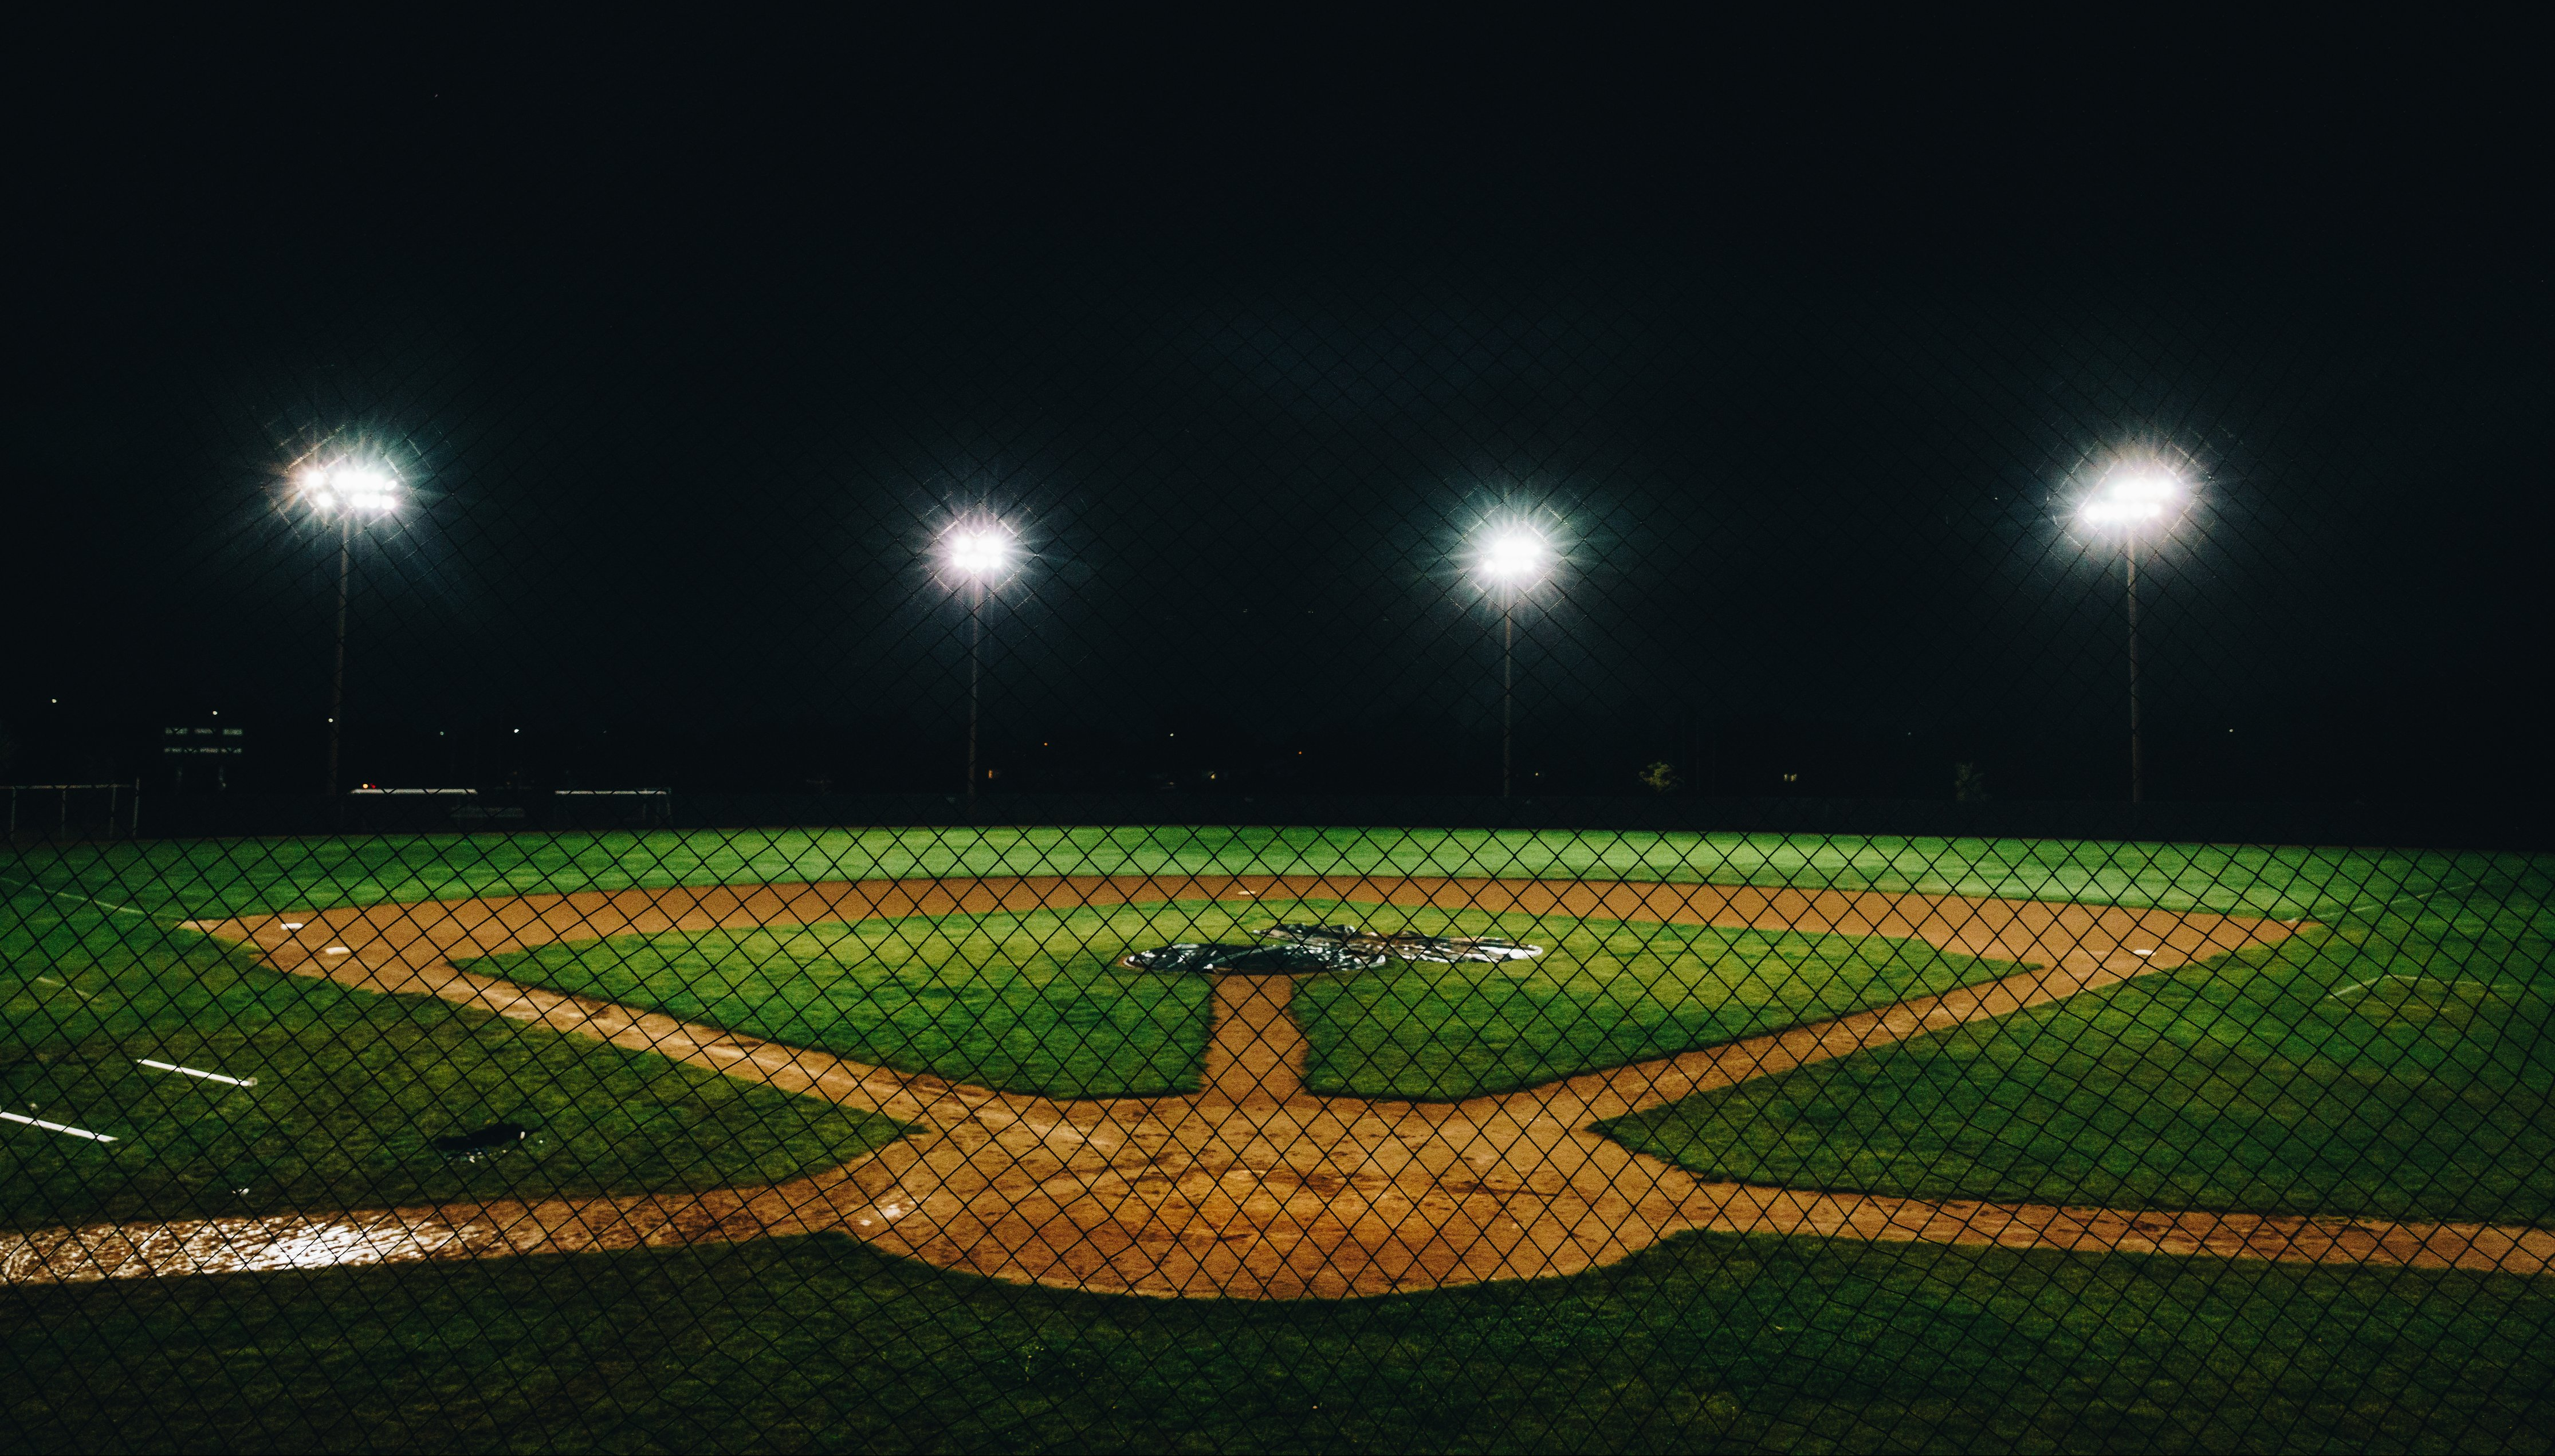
[5,825,2552,1450]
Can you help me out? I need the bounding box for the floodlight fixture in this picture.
[1474,525,1551,589]
[2078,470,2181,530]
[943,521,1017,581]
[297,459,402,518]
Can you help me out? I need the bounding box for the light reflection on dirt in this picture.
[3,1210,509,1282]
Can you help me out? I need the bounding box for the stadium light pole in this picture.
[2077,470,2182,805]
[297,459,401,796]
[942,521,1016,809]
[1471,525,1551,798]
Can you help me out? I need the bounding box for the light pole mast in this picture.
[298,458,399,797]
[966,579,984,810]
[2077,467,2178,807]
[1501,596,1515,798]
[2126,538,2143,805]
[327,515,352,794]
[942,518,1016,811]
[1471,521,1551,801]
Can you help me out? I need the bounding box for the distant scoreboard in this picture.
[163,726,246,757]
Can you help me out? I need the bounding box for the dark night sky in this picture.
[5,18,2548,805]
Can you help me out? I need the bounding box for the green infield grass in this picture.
[464,906,1222,1099]
[1,891,905,1230]
[1294,902,2017,1097]
[6,1230,2549,1452]
[462,899,2018,1100]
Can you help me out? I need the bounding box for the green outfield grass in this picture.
[10,823,2528,926]
[7,1230,2550,1453]
[1,894,905,1229]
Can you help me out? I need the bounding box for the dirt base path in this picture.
[14,875,2546,1294]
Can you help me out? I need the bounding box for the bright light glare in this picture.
[1476,527,1550,586]
[298,461,400,517]
[944,524,1016,579]
[2079,471,2181,529]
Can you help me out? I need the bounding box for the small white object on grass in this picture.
[1,1111,116,1142]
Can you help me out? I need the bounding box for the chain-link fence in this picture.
[7,122,2553,1449]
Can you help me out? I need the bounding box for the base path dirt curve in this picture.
[11,875,2551,1296]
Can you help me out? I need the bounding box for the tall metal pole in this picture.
[2127,538,2143,806]
[327,515,352,795]
[966,579,983,810]
[1501,596,1515,798]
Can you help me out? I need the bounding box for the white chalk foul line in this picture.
[2325,973,2522,1004]
[0,873,154,919]
[1,1111,116,1142]
[136,1058,257,1088]
[2327,974,2420,999]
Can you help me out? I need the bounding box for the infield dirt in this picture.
[10,875,2549,1294]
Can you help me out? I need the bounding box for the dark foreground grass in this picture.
[8,1231,2551,1453]
[467,900,2014,1100]
[1,897,904,1229]
[1611,901,2555,1226]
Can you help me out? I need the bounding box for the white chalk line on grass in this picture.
[0,873,154,920]
[135,1059,256,1088]
[1,1111,116,1142]
[2331,877,2495,921]
[2325,973,2517,1001]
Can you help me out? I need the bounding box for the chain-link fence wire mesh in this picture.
[6,230,2554,1450]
